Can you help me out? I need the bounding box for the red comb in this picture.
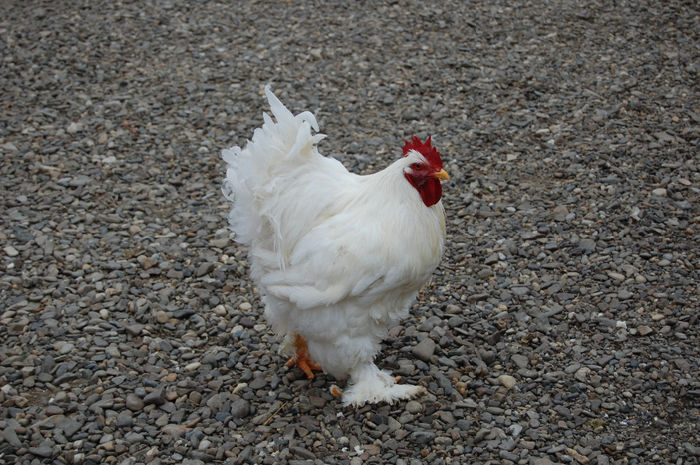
[402,136,442,168]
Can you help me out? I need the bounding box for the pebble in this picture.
[55,342,74,354]
[29,439,54,458]
[405,400,423,414]
[58,417,83,438]
[637,325,653,336]
[3,426,22,448]
[144,388,165,406]
[565,447,590,464]
[4,245,19,257]
[552,205,569,221]
[185,361,202,371]
[412,338,436,361]
[498,375,517,389]
[126,393,144,411]
[578,238,596,253]
[511,354,529,369]
[230,399,251,419]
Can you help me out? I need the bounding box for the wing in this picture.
[259,200,441,311]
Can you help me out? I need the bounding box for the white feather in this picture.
[222,87,446,405]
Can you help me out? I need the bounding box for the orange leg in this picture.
[285,334,322,379]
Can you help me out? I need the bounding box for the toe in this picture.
[308,360,322,371]
[330,385,343,397]
[298,359,316,379]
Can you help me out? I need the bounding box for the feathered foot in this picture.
[285,334,322,379]
[340,363,425,407]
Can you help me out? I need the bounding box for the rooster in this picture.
[222,87,448,406]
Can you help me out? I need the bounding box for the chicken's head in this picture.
[402,136,449,207]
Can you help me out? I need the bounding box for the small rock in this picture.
[574,367,590,382]
[231,399,251,419]
[184,361,202,371]
[4,245,19,257]
[531,459,555,465]
[57,417,83,438]
[409,430,435,444]
[67,121,82,134]
[55,342,74,354]
[117,413,133,427]
[126,393,144,411]
[498,375,517,389]
[552,205,569,221]
[511,354,529,369]
[125,324,144,336]
[684,442,699,456]
[290,445,316,460]
[508,424,523,437]
[196,262,215,277]
[162,424,189,437]
[405,400,423,414]
[578,238,596,253]
[29,439,54,458]
[2,426,22,448]
[248,376,267,390]
[309,396,326,408]
[198,439,211,450]
[173,307,195,319]
[412,338,436,361]
[651,188,667,197]
[511,286,529,296]
[617,289,633,299]
[565,447,590,464]
[144,388,165,406]
[637,325,653,336]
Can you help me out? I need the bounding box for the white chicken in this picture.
[222,87,448,406]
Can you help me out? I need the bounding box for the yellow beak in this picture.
[433,169,450,180]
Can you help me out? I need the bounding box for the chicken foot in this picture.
[340,363,424,407]
[285,334,322,379]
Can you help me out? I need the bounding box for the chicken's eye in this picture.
[410,163,422,170]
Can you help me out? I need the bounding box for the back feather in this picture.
[222,86,326,247]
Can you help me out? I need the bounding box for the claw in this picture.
[285,334,322,379]
[330,385,343,397]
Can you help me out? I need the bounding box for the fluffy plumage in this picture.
[222,87,447,406]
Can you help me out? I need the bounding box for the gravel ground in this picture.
[1,1,698,464]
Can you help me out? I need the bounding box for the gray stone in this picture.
[126,393,144,411]
[231,399,251,419]
[57,417,83,438]
[409,430,436,444]
[578,238,596,253]
[144,388,165,406]
[29,439,54,458]
[2,426,22,448]
[511,354,529,369]
[412,338,436,361]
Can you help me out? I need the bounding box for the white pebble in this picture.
[4,245,18,257]
[184,362,201,371]
[498,374,517,389]
[214,305,227,316]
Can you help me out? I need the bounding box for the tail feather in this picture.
[222,86,324,247]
